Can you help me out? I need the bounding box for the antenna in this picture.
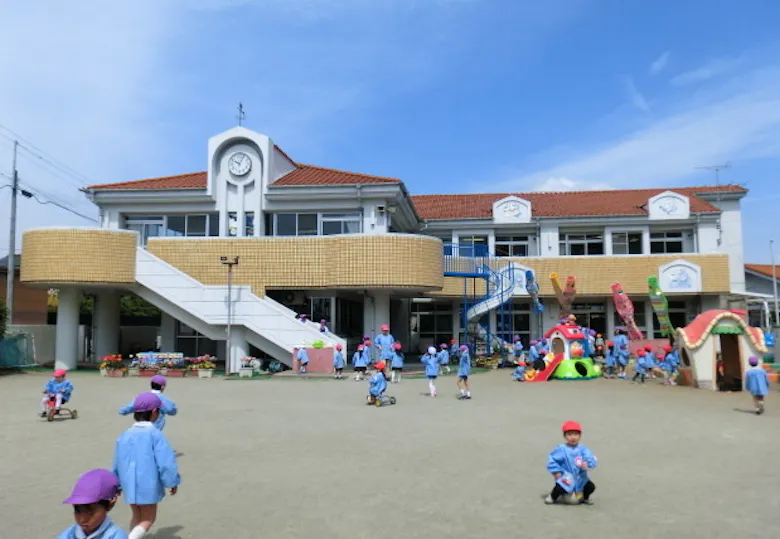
[236,102,246,126]
[695,163,730,187]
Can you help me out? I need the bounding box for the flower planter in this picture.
[197,369,215,379]
[106,369,126,378]
[166,368,186,378]
[128,368,140,377]
[158,368,168,376]
[238,367,254,378]
[139,370,157,378]
[100,368,108,377]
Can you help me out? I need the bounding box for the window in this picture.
[652,300,689,334]
[276,214,296,236]
[612,231,643,255]
[245,213,255,236]
[559,233,604,256]
[175,321,217,358]
[298,214,318,235]
[166,216,186,237]
[264,213,274,236]
[650,231,688,254]
[186,215,207,237]
[131,214,220,243]
[571,302,607,335]
[125,216,164,247]
[321,213,362,235]
[612,300,646,335]
[457,235,489,257]
[495,235,529,257]
[496,301,532,346]
[209,213,219,237]
[412,302,454,352]
[228,212,238,236]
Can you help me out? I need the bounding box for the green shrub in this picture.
[311,340,325,349]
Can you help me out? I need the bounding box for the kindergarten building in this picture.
[20,127,752,372]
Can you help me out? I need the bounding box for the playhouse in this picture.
[540,322,600,380]
[676,309,767,391]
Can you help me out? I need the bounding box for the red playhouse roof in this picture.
[676,309,766,352]
[544,324,587,340]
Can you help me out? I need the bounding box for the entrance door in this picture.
[551,337,566,356]
[719,334,742,391]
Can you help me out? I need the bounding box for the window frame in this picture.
[650,230,693,254]
[559,232,605,256]
[494,235,530,257]
[611,231,644,255]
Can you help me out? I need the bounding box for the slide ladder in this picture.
[465,263,521,349]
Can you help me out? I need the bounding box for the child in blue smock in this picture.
[374,325,396,365]
[661,345,679,385]
[421,346,440,397]
[644,344,657,379]
[512,359,526,382]
[367,361,388,404]
[449,339,459,366]
[333,344,345,379]
[41,368,73,417]
[614,330,629,379]
[632,349,648,384]
[512,336,524,364]
[456,345,472,399]
[59,469,127,539]
[545,421,598,505]
[604,341,617,379]
[745,355,770,415]
[437,343,451,374]
[113,392,180,539]
[297,347,310,374]
[390,342,404,383]
[353,344,368,381]
[119,375,177,431]
[528,339,539,363]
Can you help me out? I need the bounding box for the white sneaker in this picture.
[544,495,554,505]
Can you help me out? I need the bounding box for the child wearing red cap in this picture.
[59,469,126,538]
[333,344,345,379]
[545,421,598,505]
[367,362,388,404]
[660,345,679,385]
[643,344,657,379]
[41,369,73,417]
[632,350,648,384]
[353,344,368,381]
[390,342,404,383]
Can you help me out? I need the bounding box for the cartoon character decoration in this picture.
[566,314,577,326]
[570,341,584,359]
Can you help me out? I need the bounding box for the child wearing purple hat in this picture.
[59,469,127,538]
[114,392,180,539]
[745,356,770,415]
[119,375,177,431]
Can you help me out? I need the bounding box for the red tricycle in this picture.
[43,394,78,422]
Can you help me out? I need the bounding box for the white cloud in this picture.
[649,51,671,75]
[532,177,616,192]
[623,76,650,112]
[501,66,780,191]
[670,56,740,86]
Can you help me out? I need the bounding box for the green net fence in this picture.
[0,333,37,368]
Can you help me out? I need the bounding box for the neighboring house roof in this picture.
[676,309,766,352]
[412,185,746,220]
[0,254,21,272]
[745,264,779,280]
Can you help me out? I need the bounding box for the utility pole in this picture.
[5,141,18,325]
[221,256,239,374]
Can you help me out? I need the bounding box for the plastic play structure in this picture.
[524,318,600,382]
[610,282,643,340]
[676,309,767,391]
[550,273,576,316]
[463,262,522,353]
[525,270,544,314]
[647,276,674,338]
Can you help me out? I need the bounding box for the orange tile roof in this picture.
[745,264,779,279]
[677,309,766,352]
[411,185,746,220]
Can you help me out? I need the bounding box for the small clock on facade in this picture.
[228,152,252,176]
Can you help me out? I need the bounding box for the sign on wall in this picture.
[648,191,690,220]
[658,259,702,293]
[509,263,529,296]
[492,196,532,224]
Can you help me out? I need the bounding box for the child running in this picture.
[119,375,177,430]
[297,347,309,374]
[449,339,459,367]
[390,343,404,383]
[437,343,451,374]
[745,356,770,415]
[353,344,368,381]
[421,346,440,397]
[604,341,617,379]
[333,344,345,379]
[41,368,73,417]
[456,345,472,399]
[614,329,629,379]
[632,349,648,384]
[512,336,524,365]
[644,344,657,379]
[58,469,127,539]
[113,392,180,539]
[660,345,679,385]
[545,421,598,505]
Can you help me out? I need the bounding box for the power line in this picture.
[19,181,98,223]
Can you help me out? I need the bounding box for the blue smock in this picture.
[374,334,396,361]
[457,351,471,377]
[45,378,73,402]
[605,349,617,368]
[613,335,629,366]
[361,346,373,365]
[645,351,656,369]
[391,351,404,369]
[421,354,439,377]
[513,342,524,357]
[368,371,387,396]
[119,390,177,431]
[112,422,180,505]
[665,350,679,371]
[353,351,367,368]
[512,366,525,380]
[297,348,309,365]
[437,349,449,366]
[745,366,770,397]
[634,355,647,374]
[547,443,598,493]
[333,351,345,369]
[449,343,459,360]
[58,516,128,539]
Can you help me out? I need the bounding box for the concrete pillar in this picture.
[227,327,249,375]
[159,312,177,352]
[644,300,655,339]
[363,292,391,339]
[605,297,615,337]
[452,300,461,343]
[55,287,80,371]
[94,292,120,360]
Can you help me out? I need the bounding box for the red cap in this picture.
[393,343,402,350]
[606,340,614,347]
[450,339,456,344]
[357,344,364,351]
[374,361,386,370]
[644,344,653,351]
[638,349,647,356]
[53,369,67,377]
[663,345,673,352]
[562,421,582,433]
[335,344,343,351]
[381,325,390,331]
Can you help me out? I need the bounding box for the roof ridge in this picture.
[88,171,206,189]
[296,163,400,182]
[410,184,746,198]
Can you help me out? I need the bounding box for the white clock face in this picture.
[228,152,252,176]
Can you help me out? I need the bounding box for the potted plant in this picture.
[99,355,126,377]
[188,355,217,379]
[239,357,256,378]
[164,358,187,378]
[139,362,159,377]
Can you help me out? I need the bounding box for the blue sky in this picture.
[1,0,779,263]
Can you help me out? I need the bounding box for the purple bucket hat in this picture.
[749,356,759,366]
[63,469,119,505]
[133,392,162,412]
[151,375,167,386]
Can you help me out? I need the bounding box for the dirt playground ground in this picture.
[1,370,778,538]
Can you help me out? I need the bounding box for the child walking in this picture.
[41,368,73,417]
[644,344,657,379]
[614,329,629,379]
[632,349,648,384]
[437,343,451,374]
[59,469,127,538]
[113,393,181,539]
[421,346,440,397]
[456,345,472,399]
[352,344,368,381]
[119,375,177,430]
[449,339,459,366]
[390,343,404,383]
[604,341,617,379]
[297,347,310,374]
[512,336,524,365]
[545,421,598,505]
[333,344,345,379]
[661,345,679,385]
[745,356,769,415]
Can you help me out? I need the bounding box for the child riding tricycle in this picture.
[40,369,77,421]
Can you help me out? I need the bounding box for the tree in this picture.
[0,295,7,341]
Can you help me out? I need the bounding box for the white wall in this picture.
[718,200,746,292]
[539,222,559,257]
